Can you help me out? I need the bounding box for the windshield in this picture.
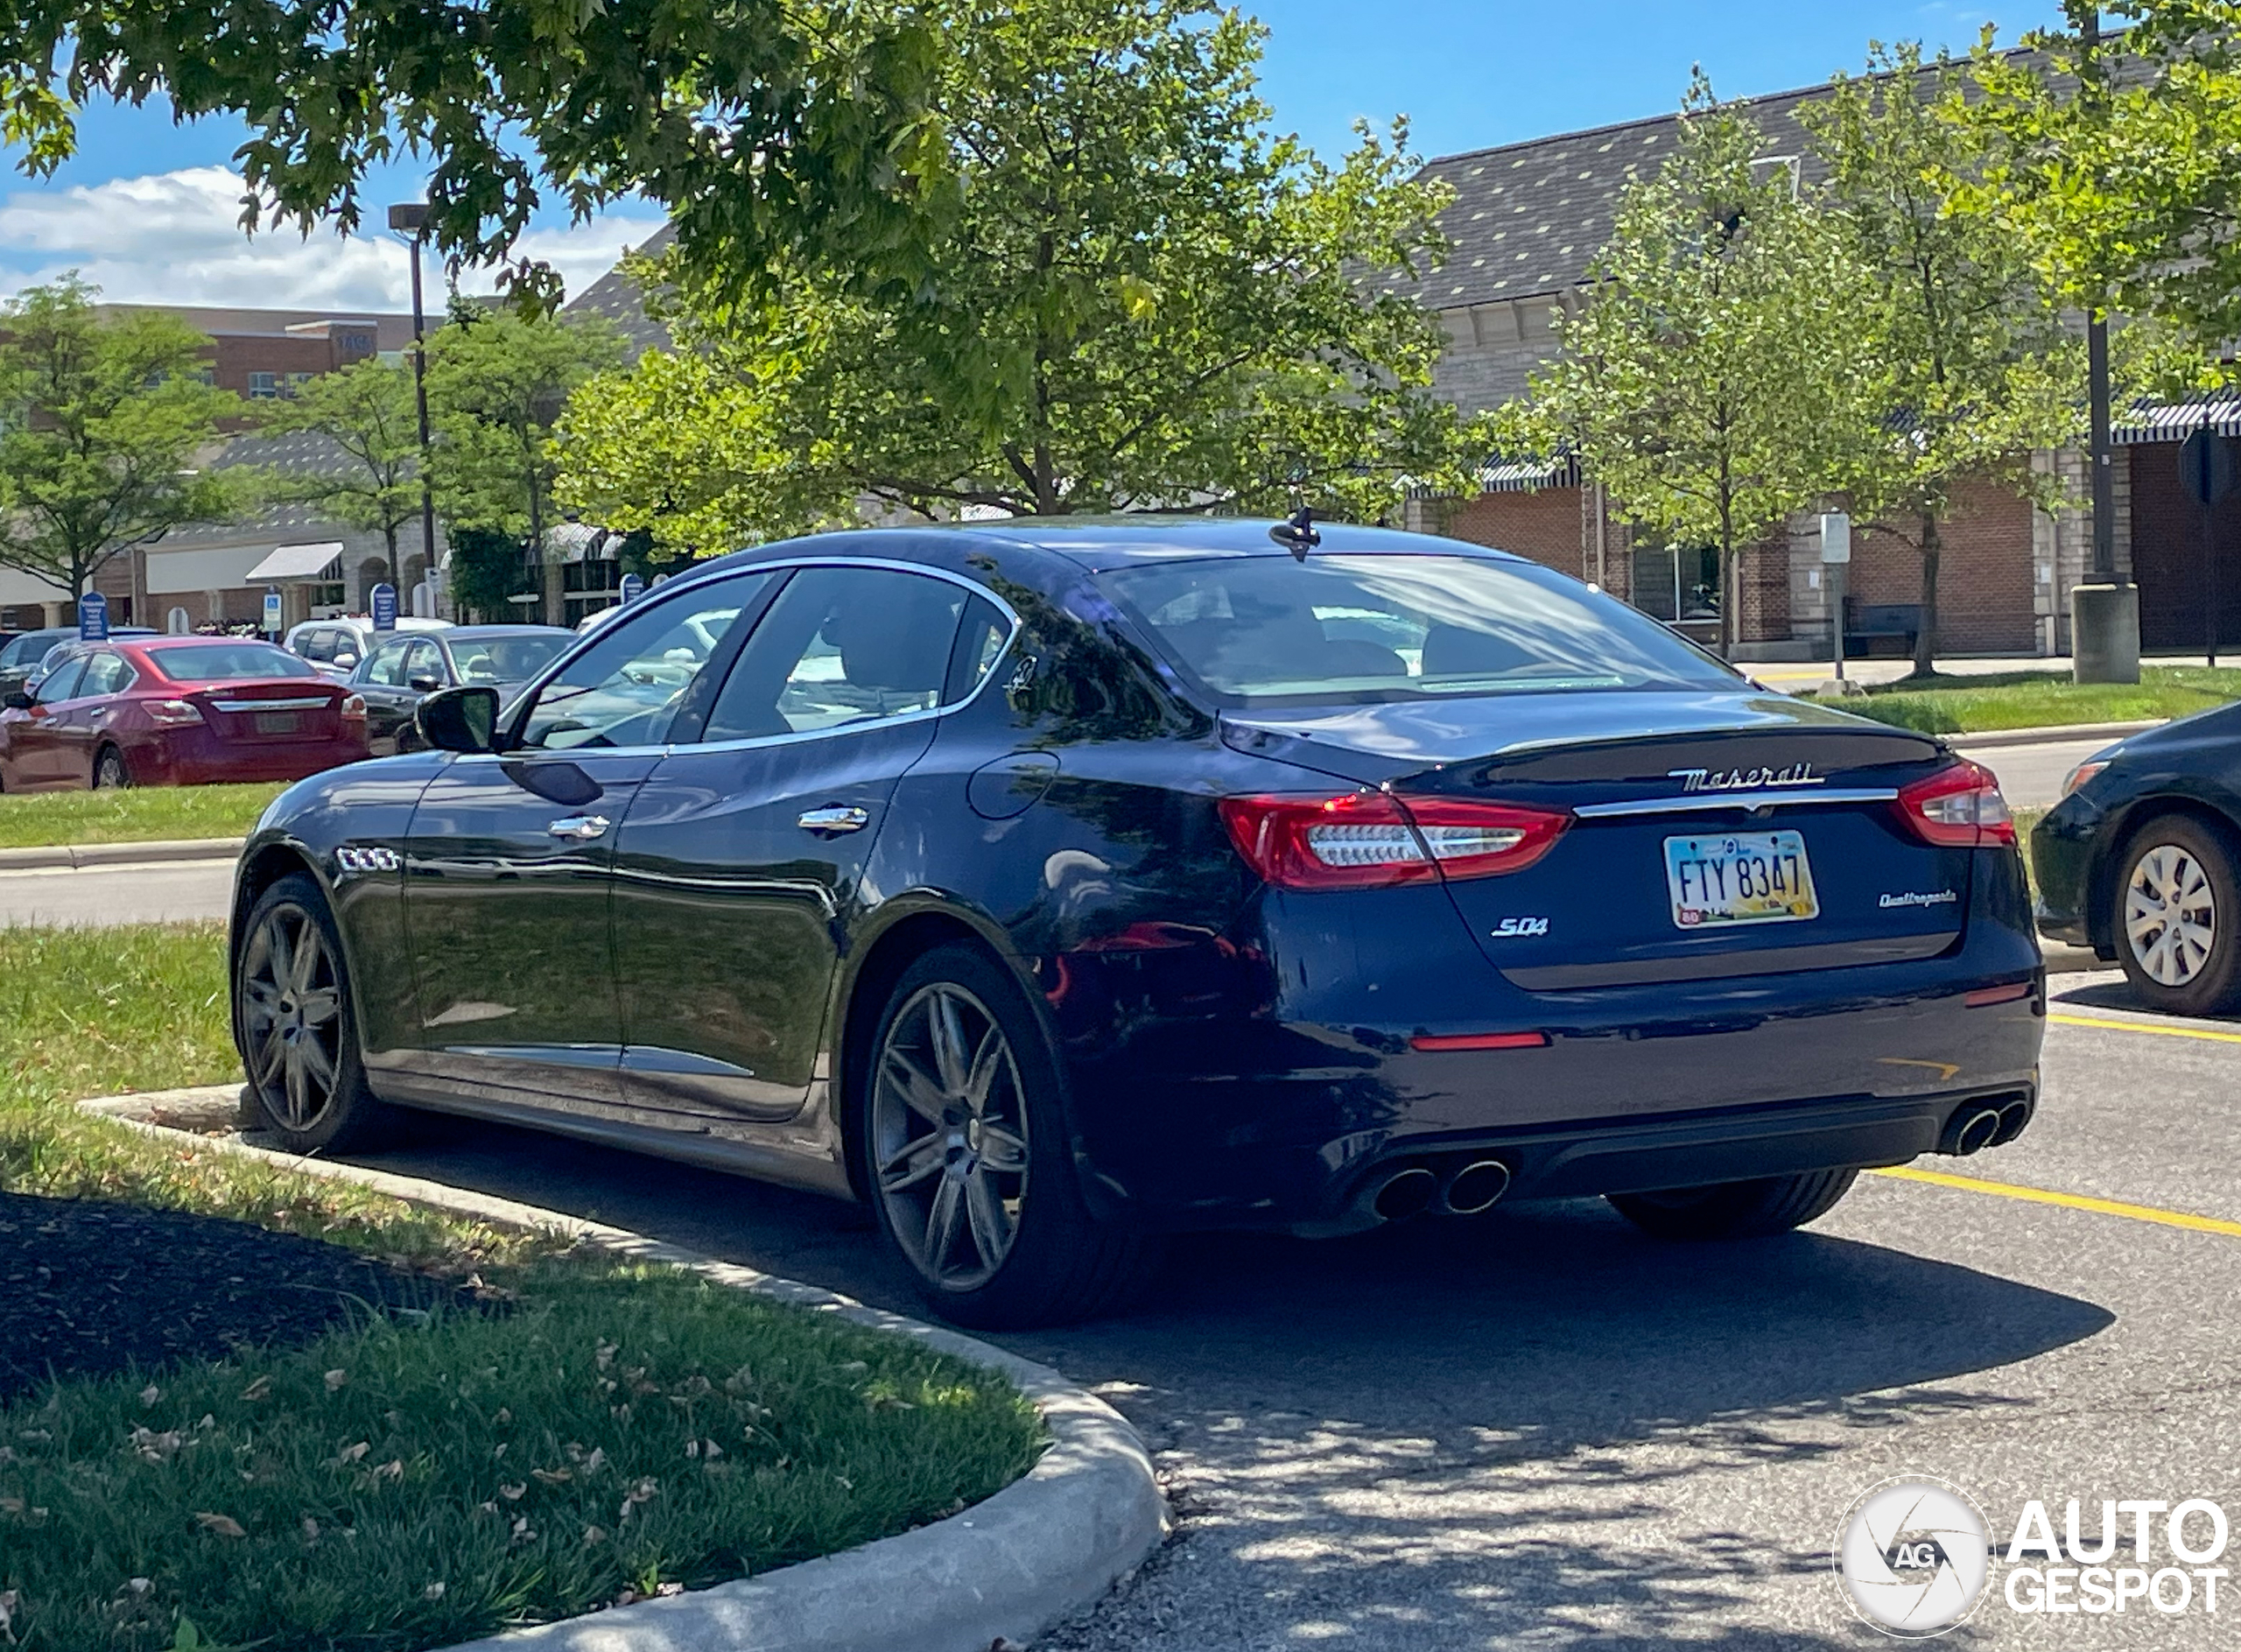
[148,643,320,684]
[1101,553,1741,706]
[450,634,569,685]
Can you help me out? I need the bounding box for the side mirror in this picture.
[407,672,444,693]
[2,692,30,711]
[334,652,358,670]
[415,685,500,754]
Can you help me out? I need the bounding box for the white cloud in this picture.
[0,165,665,312]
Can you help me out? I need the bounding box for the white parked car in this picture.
[284,615,453,679]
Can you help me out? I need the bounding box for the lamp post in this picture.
[386,202,441,618]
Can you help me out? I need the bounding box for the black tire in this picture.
[2111,814,2241,1016]
[857,942,1158,1330]
[234,872,404,1154]
[1607,1168,1859,1241]
[93,746,129,790]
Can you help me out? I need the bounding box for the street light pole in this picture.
[386,202,440,617]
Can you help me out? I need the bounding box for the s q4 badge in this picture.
[335,845,401,875]
[1492,917,1550,938]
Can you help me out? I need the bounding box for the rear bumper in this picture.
[133,732,367,786]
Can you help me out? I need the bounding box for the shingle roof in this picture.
[164,430,380,549]
[565,222,676,355]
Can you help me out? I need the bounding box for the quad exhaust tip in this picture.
[1372,1166,1438,1222]
[1943,1106,2005,1156]
[1443,1159,1512,1215]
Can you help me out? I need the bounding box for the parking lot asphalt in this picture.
[319,968,2241,1650]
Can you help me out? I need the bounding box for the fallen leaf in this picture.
[702,1439,723,1460]
[193,1512,246,1539]
[491,1443,508,1459]
[371,1459,404,1482]
[583,1446,607,1475]
[323,1370,348,1393]
[239,1376,271,1402]
[301,1517,320,1543]
[582,1525,607,1545]
[138,1385,161,1407]
[495,1407,511,1425]
[422,1583,446,1601]
[330,1442,370,1467]
[499,1483,526,1501]
[530,1467,572,1486]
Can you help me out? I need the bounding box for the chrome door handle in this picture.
[797,805,870,835]
[547,814,611,841]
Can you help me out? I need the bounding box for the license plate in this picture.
[254,712,299,735]
[1663,830,1819,928]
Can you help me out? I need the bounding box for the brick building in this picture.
[1383,68,2201,661]
[0,305,432,634]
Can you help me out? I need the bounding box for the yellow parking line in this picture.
[1868,1164,2241,1240]
[2050,1012,2241,1045]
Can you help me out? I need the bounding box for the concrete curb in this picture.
[75,1087,1170,1652]
[0,836,243,871]
[1948,720,2163,752]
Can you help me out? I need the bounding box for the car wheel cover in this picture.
[95,752,123,789]
[2125,842,2217,987]
[240,904,346,1130]
[871,981,1029,1291]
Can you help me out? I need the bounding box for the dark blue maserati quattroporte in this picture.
[229,520,2045,1326]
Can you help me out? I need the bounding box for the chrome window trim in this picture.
[485,555,1022,763]
[1572,787,1901,819]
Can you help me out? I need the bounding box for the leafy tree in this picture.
[1968,3,2241,349]
[256,356,425,575]
[425,306,624,622]
[556,0,1473,552]
[1498,78,1874,657]
[0,275,249,599]
[0,4,951,308]
[444,525,536,623]
[1805,43,2083,678]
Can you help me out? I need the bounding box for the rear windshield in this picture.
[1101,553,1741,706]
[148,643,320,684]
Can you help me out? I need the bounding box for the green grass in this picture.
[0,784,284,850]
[0,926,1043,1652]
[1805,665,2241,735]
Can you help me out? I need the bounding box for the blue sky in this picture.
[0,0,2068,313]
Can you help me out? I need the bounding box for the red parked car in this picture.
[0,636,369,791]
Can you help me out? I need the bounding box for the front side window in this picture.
[357,638,411,687]
[402,639,445,688]
[450,633,568,685]
[700,566,975,743]
[32,654,87,704]
[1102,552,1740,707]
[514,573,773,750]
[148,643,318,684]
[295,629,339,664]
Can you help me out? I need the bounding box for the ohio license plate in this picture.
[254,712,299,735]
[1663,830,1819,928]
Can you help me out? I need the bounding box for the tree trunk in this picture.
[1911,510,1941,680]
[1718,498,1738,659]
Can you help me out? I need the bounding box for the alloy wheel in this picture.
[871,982,1029,1291]
[2125,843,2217,988]
[240,905,345,1130]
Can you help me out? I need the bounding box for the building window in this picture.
[1631,545,1721,624]
[562,557,622,627]
[247,371,279,400]
[285,372,315,397]
[195,366,216,386]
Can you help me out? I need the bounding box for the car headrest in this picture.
[828,601,955,694]
[1422,623,1535,678]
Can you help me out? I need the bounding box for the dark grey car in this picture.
[348,626,573,756]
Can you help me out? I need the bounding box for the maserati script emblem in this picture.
[1668,762,1823,793]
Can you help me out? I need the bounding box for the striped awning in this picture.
[1477,455,1581,493]
[2113,395,2241,446]
[243,541,343,582]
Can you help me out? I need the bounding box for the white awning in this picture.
[244,541,344,582]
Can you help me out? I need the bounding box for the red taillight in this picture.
[144,698,204,728]
[340,693,366,721]
[1218,791,1570,891]
[1895,760,2015,847]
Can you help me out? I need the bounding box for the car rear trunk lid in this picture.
[192,681,346,742]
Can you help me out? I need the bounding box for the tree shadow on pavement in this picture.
[356,1117,2111,1651]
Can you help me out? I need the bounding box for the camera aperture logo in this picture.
[1835,1478,1992,1637]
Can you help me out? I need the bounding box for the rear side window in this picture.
[1102,553,1740,706]
[294,629,337,664]
[78,652,133,697]
[700,566,973,742]
[148,644,318,684]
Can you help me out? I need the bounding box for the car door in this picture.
[8,652,88,787]
[48,650,133,785]
[352,636,420,756]
[395,575,770,1116]
[610,562,1008,1126]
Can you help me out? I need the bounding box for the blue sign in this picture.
[263,590,283,635]
[619,573,646,606]
[77,591,108,642]
[371,582,399,631]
